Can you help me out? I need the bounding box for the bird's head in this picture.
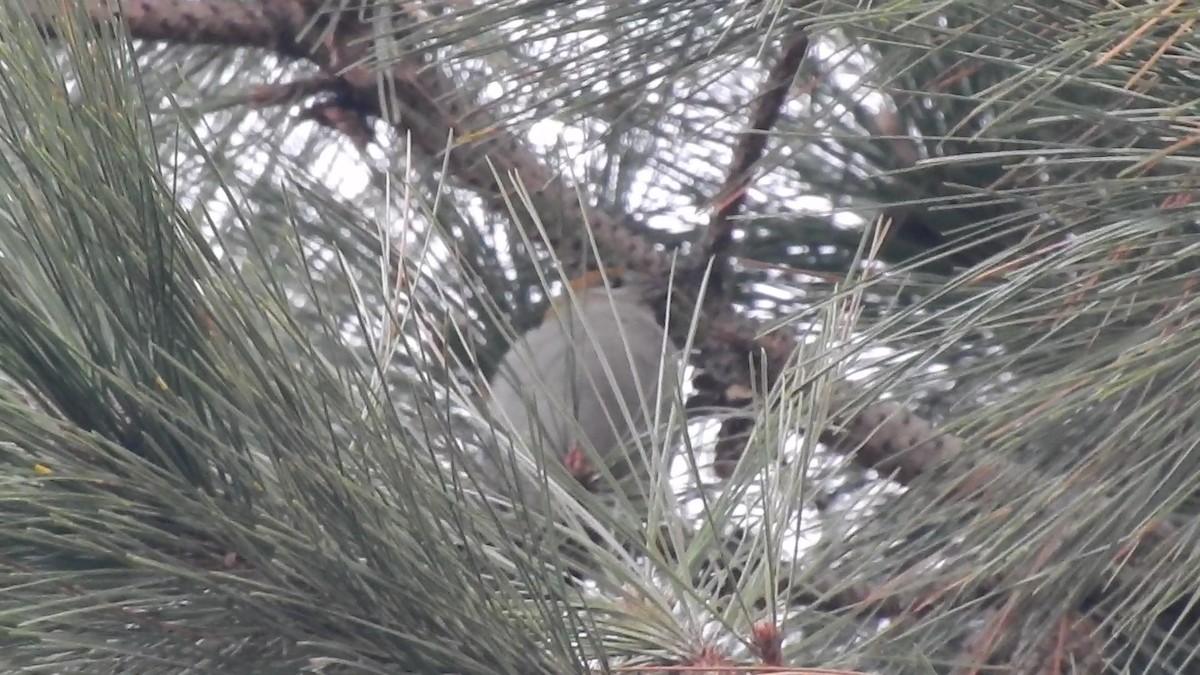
[567,267,626,293]
[545,268,658,320]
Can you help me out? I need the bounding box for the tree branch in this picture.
[233,74,342,110]
[22,0,311,55]
[692,33,810,294]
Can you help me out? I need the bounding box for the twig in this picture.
[686,34,810,477]
[693,34,810,295]
[219,75,378,150]
[220,74,343,111]
[299,94,376,150]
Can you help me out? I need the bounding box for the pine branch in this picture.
[16,0,976,528]
[19,1,1200,668]
[692,32,810,293]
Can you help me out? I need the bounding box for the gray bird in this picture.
[479,268,681,527]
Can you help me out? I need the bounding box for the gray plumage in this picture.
[480,274,680,519]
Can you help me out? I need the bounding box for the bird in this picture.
[478,268,682,530]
